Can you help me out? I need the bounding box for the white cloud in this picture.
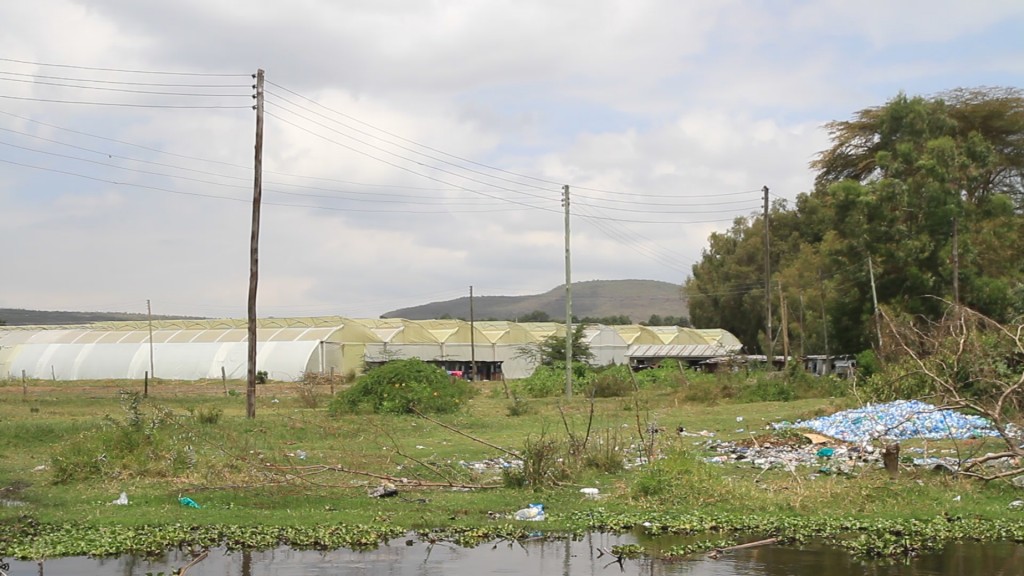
[0,0,1020,318]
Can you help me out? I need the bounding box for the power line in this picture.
[0,93,252,109]
[0,69,249,88]
[0,57,250,77]
[0,76,251,97]
[267,80,564,188]
[265,89,553,194]
[264,108,562,213]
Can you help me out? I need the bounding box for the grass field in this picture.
[1,375,1022,558]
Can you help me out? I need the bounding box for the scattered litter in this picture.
[1,499,26,508]
[31,465,47,473]
[111,491,128,505]
[178,496,201,509]
[736,416,744,423]
[1012,476,1024,488]
[776,400,1000,442]
[296,450,307,460]
[580,487,600,499]
[1010,500,1024,510]
[368,482,398,498]
[953,495,961,502]
[415,445,426,449]
[816,447,835,458]
[514,503,545,521]
[803,433,831,445]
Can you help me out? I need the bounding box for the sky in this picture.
[1,0,1022,320]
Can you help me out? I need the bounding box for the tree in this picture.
[516,310,551,322]
[515,324,593,367]
[687,87,1024,353]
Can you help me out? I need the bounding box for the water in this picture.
[3,534,1023,576]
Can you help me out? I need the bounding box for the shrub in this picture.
[328,359,472,415]
[587,365,633,397]
[502,432,574,488]
[297,371,330,408]
[511,362,593,398]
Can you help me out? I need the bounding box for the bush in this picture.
[511,362,593,398]
[587,365,633,397]
[328,359,472,415]
[502,432,574,488]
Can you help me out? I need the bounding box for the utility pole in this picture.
[469,285,476,381]
[562,184,573,398]
[246,68,264,420]
[868,256,882,350]
[763,185,773,366]
[818,268,829,359]
[951,217,960,305]
[146,299,155,387]
[778,280,789,364]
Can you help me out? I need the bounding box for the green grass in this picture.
[1,377,1022,559]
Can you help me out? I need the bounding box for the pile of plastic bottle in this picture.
[778,400,998,442]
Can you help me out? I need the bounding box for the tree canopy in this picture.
[685,87,1024,354]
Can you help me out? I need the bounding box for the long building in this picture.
[0,317,741,381]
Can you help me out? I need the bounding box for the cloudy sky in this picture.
[1,1,1022,320]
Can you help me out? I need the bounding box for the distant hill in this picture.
[0,308,205,326]
[382,279,688,323]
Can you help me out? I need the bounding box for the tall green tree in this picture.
[687,87,1024,354]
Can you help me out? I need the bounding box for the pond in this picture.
[3,533,1023,576]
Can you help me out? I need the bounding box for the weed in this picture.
[503,432,573,488]
[296,372,329,408]
[506,395,533,417]
[581,427,626,473]
[329,359,472,415]
[188,405,223,425]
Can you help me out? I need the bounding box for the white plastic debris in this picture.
[580,487,600,499]
[514,503,545,521]
[1009,500,1024,510]
[111,491,129,505]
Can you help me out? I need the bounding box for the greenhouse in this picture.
[0,318,743,382]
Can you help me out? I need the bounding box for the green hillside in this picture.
[382,279,687,323]
[0,308,204,326]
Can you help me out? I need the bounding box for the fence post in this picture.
[222,366,228,396]
[144,371,149,398]
[22,369,27,399]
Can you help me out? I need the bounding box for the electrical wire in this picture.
[264,108,562,213]
[0,57,250,77]
[0,76,252,97]
[0,93,252,108]
[0,69,249,88]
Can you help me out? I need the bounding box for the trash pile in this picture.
[704,435,877,473]
[775,400,999,442]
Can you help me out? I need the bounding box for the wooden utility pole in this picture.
[563,184,573,398]
[763,185,773,365]
[469,285,477,381]
[247,68,264,419]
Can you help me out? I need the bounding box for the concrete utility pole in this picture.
[763,185,773,365]
[247,68,264,419]
[469,285,476,381]
[868,256,882,350]
[952,217,960,305]
[146,299,155,388]
[562,184,573,398]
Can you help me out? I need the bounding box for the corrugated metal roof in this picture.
[626,343,740,359]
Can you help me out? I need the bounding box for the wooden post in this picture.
[144,371,149,398]
[330,367,335,395]
[221,366,228,396]
[22,369,27,399]
[51,365,55,381]
[246,68,265,419]
[883,443,900,479]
